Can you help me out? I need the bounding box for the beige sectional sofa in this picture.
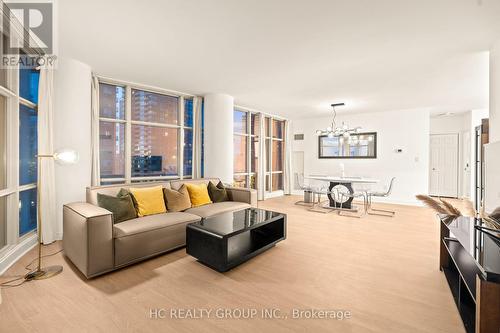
[63,178,257,278]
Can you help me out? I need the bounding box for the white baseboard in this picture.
[0,234,38,275]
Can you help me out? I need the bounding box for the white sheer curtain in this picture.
[257,113,266,200]
[283,120,293,195]
[90,75,100,186]
[192,96,203,179]
[37,67,58,243]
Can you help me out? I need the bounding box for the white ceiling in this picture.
[57,0,500,119]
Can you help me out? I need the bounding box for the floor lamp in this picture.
[24,149,79,281]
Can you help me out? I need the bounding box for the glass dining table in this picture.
[305,175,379,209]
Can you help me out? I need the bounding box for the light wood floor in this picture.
[0,196,465,332]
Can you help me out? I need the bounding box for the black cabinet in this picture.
[439,216,500,333]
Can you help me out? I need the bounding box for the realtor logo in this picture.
[1,1,56,68]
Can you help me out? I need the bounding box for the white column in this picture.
[203,93,234,184]
[53,58,92,239]
[490,39,500,143]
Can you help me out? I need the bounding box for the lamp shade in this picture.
[53,149,79,165]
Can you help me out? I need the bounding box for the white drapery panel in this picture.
[37,67,58,244]
[283,120,293,195]
[192,96,203,179]
[90,75,100,186]
[257,113,266,200]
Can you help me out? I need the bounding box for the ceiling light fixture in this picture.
[315,103,361,138]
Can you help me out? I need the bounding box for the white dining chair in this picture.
[294,173,314,206]
[337,185,368,218]
[307,175,336,213]
[366,177,396,217]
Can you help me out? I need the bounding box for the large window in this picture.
[98,80,199,184]
[266,118,284,192]
[18,65,39,236]
[233,110,260,189]
[0,46,40,253]
[233,110,285,194]
[0,95,6,249]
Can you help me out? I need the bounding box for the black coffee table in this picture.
[186,208,286,272]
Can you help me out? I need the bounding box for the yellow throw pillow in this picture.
[185,183,212,207]
[129,186,167,217]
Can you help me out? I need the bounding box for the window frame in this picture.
[233,108,257,189]
[265,117,284,193]
[18,67,39,238]
[0,48,40,256]
[97,77,197,185]
[233,108,286,195]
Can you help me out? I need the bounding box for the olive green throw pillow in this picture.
[118,188,138,209]
[97,192,137,224]
[208,181,229,203]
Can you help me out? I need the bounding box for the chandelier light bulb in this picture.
[315,103,360,140]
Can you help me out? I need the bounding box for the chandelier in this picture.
[315,103,361,138]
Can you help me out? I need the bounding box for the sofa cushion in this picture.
[163,185,192,212]
[185,183,212,207]
[169,178,220,191]
[129,186,167,217]
[185,201,250,218]
[113,212,201,238]
[96,192,137,224]
[86,181,171,206]
[208,181,229,203]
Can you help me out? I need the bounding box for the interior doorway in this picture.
[429,134,459,198]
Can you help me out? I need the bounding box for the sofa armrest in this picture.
[226,187,257,207]
[63,202,114,278]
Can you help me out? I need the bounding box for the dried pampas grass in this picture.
[440,199,462,216]
[415,195,462,217]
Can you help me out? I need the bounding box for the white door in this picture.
[292,151,304,190]
[429,134,459,197]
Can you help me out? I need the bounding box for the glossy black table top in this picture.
[190,208,284,237]
[441,215,500,277]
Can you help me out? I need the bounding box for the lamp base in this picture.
[24,265,63,281]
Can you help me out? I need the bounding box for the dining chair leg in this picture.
[367,196,396,217]
[338,193,363,218]
[368,207,396,216]
[294,190,314,206]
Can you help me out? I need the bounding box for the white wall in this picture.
[490,40,500,143]
[53,58,92,237]
[292,109,430,205]
[484,40,500,212]
[203,93,234,184]
[484,141,500,213]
